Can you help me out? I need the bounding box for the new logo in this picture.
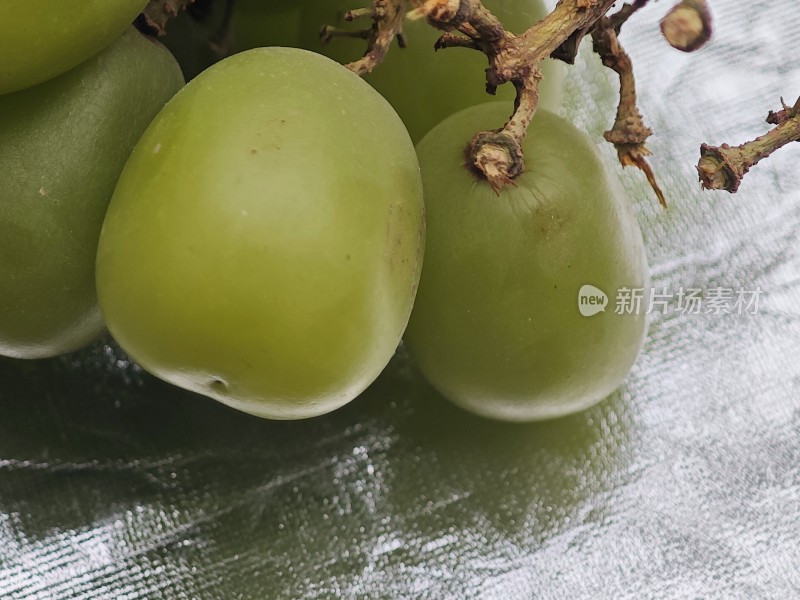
[578,285,608,317]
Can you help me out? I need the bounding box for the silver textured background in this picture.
[1,0,799,597]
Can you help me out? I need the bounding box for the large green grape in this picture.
[297,0,565,141]
[0,0,148,95]
[405,102,649,421]
[0,29,184,359]
[96,48,425,420]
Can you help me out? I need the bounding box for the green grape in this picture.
[96,48,425,420]
[0,28,184,359]
[228,0,305,54]
[0,0,149,95]
[406,102,650,422]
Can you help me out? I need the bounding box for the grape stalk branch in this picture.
[143,0,800,199]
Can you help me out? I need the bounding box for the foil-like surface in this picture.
[1,0,799,597]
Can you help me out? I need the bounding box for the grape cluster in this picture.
[0,1,648,422]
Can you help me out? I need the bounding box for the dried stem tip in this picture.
[141,0,196,35]
[469,131,525,193]
[593,17,666,207]
[660,0,713,52]
[698,98,800,193]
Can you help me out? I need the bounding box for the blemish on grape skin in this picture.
[209,377,228,393]
[153,143,161,154]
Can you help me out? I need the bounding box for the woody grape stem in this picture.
[698,97,800,193]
